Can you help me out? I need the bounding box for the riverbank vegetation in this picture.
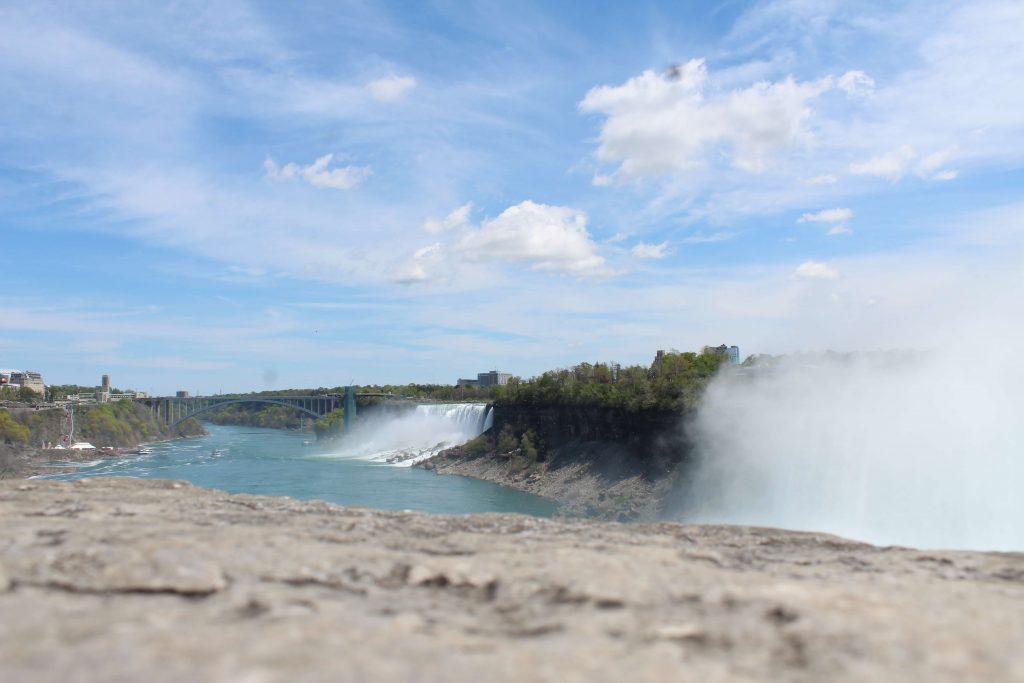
[77,401,205,446]
[0,410,30,444]
[1,401,204,448]
[313,408,345,437]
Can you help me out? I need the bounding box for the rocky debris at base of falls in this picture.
[0,477,1022,682]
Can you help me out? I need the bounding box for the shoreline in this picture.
[418,442,673,521]
[0,432,208,480]
[1,477,1021,682]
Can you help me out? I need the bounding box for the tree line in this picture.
[492,349,725,412]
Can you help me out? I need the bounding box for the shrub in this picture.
[0,410,30,444]
[496,425,518,454]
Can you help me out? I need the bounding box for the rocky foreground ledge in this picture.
[0,479,1021,682]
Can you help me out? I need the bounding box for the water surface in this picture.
[41,423,556,517]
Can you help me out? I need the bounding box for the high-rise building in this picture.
[476,370,512,387]
[703,344,741,365]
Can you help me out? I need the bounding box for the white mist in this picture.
[682,348,1024,551]
[324,404,491,467]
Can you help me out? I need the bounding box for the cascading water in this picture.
[325,403,493,467]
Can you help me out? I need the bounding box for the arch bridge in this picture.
[139,387,394,430]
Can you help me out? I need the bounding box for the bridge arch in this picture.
[170,398,327,427]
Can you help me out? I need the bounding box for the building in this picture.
[3,370,45,396]
[477,370,512,387]
[175,390,190,398]
[703,344,741,365]
[95,374,111,403]
[457,371,512,387]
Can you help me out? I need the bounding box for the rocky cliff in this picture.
[0,403,205,478]
[0,478,1021,682]
[421,404,694,520]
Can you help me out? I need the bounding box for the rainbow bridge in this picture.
[138,387,389,431]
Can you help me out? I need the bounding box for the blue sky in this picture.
[2,0,1022,394]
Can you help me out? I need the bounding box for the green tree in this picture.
[313,408,346,437]
[0,410,31,444]
[519,430,539,464]
[496,425,518,453]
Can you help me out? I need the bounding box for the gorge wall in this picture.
[421,404,695,520]
[0,403,205,479]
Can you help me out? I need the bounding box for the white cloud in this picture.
[393,242,443,284]
[917,148,959,181]
[457,200,611,276]
[592,174,614,186]
[264,153,370,190]
[850,144,961,183]
[850,144,917,182]
[798,207,853,223]
[827,224,853,236]
[579,58,836,176]
[422,203,472,233]
[366,74,416,102]
[630,241,669,259]
[793,260,839,280]
[606,231,631,243]
[837,70,875,96]
[805,173,838,185]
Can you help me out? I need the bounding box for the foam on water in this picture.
[323,403,492,466]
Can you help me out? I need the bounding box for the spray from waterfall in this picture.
[324,403,491,467]
[678,345,1024,551]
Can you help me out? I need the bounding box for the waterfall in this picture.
[323,403,492,467]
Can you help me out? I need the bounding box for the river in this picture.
[37,421,556,517]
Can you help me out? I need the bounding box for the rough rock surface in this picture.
[421,443,671,520]
[1,478,1022,682]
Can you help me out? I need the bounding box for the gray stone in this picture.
[0,477,1021,682]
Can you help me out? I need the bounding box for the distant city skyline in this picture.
[2,1,1022,394]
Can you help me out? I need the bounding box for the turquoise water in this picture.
[39,424,556,517]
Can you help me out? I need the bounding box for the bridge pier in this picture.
[344,386,357,432]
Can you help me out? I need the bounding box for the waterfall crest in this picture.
[324,403,491,467]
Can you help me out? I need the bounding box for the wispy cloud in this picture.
[366,74,417,102]
[630,241,669,259]
[798,208,853,223]
[793,261,839,280]
[263,154,371,190]
[422,203,472,234]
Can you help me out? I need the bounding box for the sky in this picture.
[2,0,1022,395]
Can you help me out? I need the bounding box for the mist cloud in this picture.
[680,342,1024,550]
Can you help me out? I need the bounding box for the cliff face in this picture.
[421,405,696,521]
[492,405,693,480]
[0,403,204,478]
